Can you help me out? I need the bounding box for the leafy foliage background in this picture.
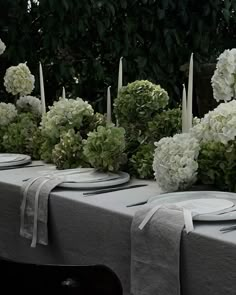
[0,0,235,113]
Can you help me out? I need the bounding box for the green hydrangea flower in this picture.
[39,137,55,163]
[114,80,169,129]
[52,129,89,169]
[41,97,94,142]
[2,113,39,157]
[0,102,17,126]
[16,96,42,118]
[146,108,182,142]
[129,143,155,179]
[198,140,236,192]
[0,127,7,152]
[4,63,35,96]
[83,125,126,171]
[39,98,105,164]
[31,129,44,160]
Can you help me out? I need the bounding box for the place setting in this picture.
[20,167,133,248]
[130,189,236,295]
[22,167,133,190]
[129,190,236,234]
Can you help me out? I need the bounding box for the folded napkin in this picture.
[131,204,185,295]
[20,176,64,247]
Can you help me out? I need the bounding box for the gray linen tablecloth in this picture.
[1,162,236,295]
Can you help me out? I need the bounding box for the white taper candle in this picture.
[182,84,187,133]
[187,53,193,130]
[118,57,123,94]
[107,86,112,123]
[39,62,46,114]
[62,86,66,99]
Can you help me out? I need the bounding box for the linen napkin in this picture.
[131,204,185,295]
[20,176,64,247]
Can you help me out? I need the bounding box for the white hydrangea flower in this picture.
[4,63,35,96]
[211,49,236,102]
[191,100,236,145]
[0,102,17,126]
[16,96,42,116]
[0,38,6,55]
[41,97,94,140]
[153,133,200,192]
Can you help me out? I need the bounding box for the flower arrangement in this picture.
[153,133,200,192]
[2,112,40,156]
[191,99,236,192]
[125,108,182,179]
[129,143,155,179]
[191,99,236,145]
[211,48,236,102]
[83,124,126,172]
[0,102,17,152]
[114,80,169,129]
[4,63,35,96]
[0,38,6,55]
[52,129,89,170]
[113,80,181,179]
[197,140,236,192]
[153,99,236,193]
[0,96,42,158]
[0,39,42,157]
[146,108,182,143]
[16,96,42,117]
[0,103,18,127]
[40,97,106,165]
[41,97,94,141]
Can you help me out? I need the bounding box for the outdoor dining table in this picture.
[0,162,236,295]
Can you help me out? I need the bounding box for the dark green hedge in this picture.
[0,0,235,113]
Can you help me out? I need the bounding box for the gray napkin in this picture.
[131,204,185,295]
[20,176,64,247]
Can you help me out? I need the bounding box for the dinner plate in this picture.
[0,153,31,168]
[148,191,236,221]
[58,170,130,189]
[39,167,94,177]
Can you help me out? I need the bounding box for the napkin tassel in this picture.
[183,208,194,233]
[139,205,194,233]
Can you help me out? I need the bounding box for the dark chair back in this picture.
[0,257,123,294]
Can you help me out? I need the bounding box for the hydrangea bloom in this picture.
[211,49,236,102]
[114,80,169,126]
[4,63,35,96]
[153,133,200,192]
[0,38,6,55]
[0,102,17,126]
[41,97,94,141]
[2,113,38,156]
[52,129,88,169]
[191,100,236,145]
[83,124,126,171]
[16,96,42,117]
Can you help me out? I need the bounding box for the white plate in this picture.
[148,191,236,221]
[0,153,27,163]
[58,171,130,189]
[39,167,94,177]
[0,153,31,168]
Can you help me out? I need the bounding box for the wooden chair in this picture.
[0,257,123,294]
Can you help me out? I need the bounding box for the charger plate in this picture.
[0,153,31,168]
[148,191,236,221]
[58,170,130,189]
